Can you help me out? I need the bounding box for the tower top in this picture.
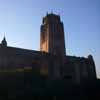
[43,13,60,25]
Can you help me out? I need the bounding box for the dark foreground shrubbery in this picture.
[0,71,100,100]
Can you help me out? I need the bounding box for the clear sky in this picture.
[0,0,100,78]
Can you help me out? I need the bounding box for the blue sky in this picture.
[0,0,100,78]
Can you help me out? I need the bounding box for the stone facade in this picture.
[0,13,97,84]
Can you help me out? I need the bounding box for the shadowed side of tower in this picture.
[40,13,66,56]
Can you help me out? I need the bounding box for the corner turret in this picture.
[0,36,7,47]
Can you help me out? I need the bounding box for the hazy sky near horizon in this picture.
[0,0,100,78]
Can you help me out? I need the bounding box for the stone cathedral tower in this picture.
[40,13,66,56]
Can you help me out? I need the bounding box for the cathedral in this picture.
[0,13,97,84]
